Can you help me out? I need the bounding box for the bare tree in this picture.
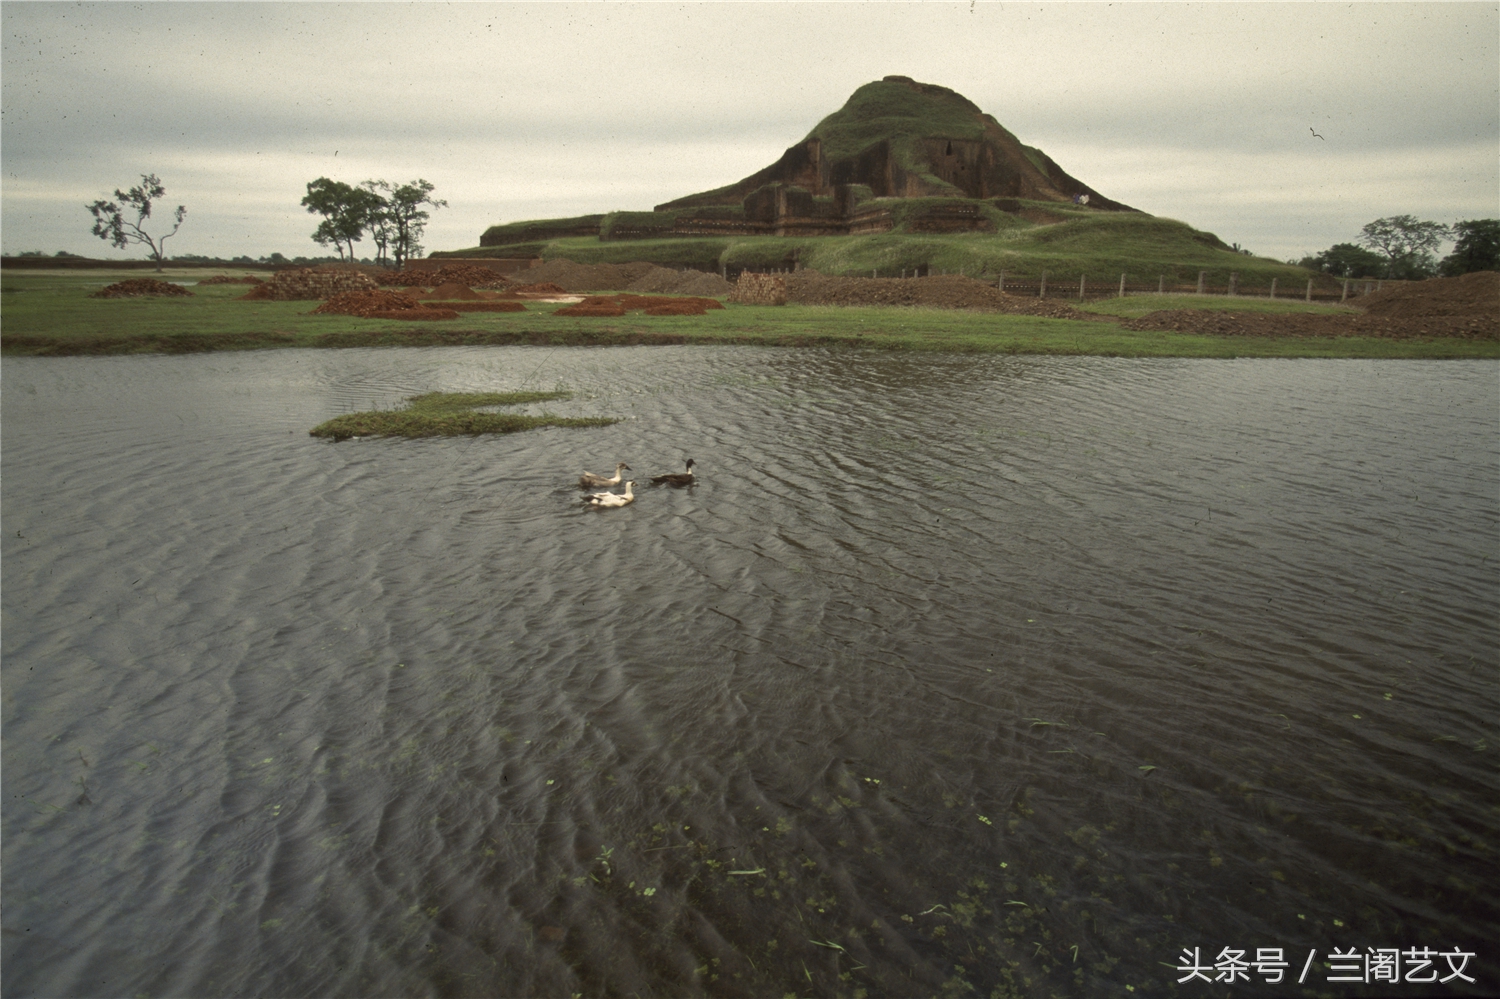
[86,174,186,272]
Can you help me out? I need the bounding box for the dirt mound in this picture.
[196,275,264,285]
[784,272,1091,318]
[511,259,660,292]
[625,266,732,297]
[1356,270,1499,318]
[554,297,626,317]
[442,301,527,313]
[377,264,514,289]
[553,294,725,317]
[1120,309,1497,341]
[424,282,484,300]
[511,282,570,295]
[240,267,377,301]
[311,290,458,320]
[92,278,193,298]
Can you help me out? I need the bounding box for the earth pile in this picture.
[92,278,193,298]
[240,267,377,301]
[312,290,459,320]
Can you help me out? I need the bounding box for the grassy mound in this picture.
[308,391,620,441]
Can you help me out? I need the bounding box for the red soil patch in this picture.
[552,294,725,317]
[442,301,526,313]
[311,290,458,320]
[554,297,627,317]
[92,278,193,298]
[376,264,514,289]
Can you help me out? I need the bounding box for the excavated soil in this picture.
[312,290,458,321]
[1123,271,1498,341]
[510,260,661,292]
[92,278,193,298]
[510,282,570,295]
[553,294,725,318]
[626,266,733,298]
[240,267,377,301]
[376,264,515,289]
[1355,270,1499,318]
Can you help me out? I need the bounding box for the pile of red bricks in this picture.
[311,290,458,320]
[728,273,787,306]
[91,278,193,298]
[240,268,377,301]
[377,264,513,289]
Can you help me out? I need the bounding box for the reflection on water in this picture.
[3,347,1496,998]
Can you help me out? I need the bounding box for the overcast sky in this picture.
[3,1,1496,263]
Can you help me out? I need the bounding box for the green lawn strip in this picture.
[309,391,620,440]
[4,270,1494,359]
[1076,293,1360,319]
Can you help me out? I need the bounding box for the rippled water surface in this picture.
[3,347,1496,998]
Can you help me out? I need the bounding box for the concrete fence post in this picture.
[1228,272,1238,296]
[1197,271,1206,295]
[1079,274,1087,300]
[1040,270,1047,299]
[1306,278,1313,302]
[1341,279,1349,303]
[1119,273,1127,298]
[997,270,1005,293]
[1270,278,1277,300]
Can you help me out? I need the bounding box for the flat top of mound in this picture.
[1356,270,1498,317]
[805,77,996,161]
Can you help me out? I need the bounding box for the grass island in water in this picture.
[309,391,620,441]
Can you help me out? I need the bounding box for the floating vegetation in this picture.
[308,390,620,441]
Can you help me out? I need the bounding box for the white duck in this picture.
[585,481,635,508]
[579,463,630,489]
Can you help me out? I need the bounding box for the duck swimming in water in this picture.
[579,463,630,489]
[585,481,635,508]
[651,458,695,487]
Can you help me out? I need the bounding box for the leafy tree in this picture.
[1439,219,1500,276]
[301,178,383,262]
[365,179,447,267]
[1299,243,1385,279]
[1357,215,1449,279]
[86,174,187,272]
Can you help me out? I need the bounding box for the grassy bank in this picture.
[3,268,1494,360]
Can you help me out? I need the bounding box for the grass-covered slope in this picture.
[443,207,1308,289]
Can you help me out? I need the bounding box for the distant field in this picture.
[2,267,1492,360]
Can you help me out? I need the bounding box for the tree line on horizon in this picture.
[67,174,1500,280]
[1296,216,1498,281]
[300,177,445,268]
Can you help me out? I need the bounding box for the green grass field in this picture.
[3,267,1493,360]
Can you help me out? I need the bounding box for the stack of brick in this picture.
[728,273,787,306]
[240,268,378,301]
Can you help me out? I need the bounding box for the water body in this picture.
[3,347,1495,999]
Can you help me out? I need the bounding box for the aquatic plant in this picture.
[308,390,620,441]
